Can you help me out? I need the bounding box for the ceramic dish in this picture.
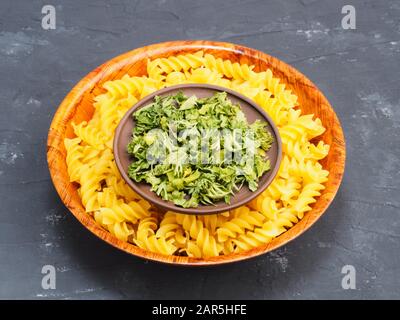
[113,83,282,215]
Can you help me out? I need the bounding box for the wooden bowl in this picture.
[47,41,345,266]
[113,84,282,215]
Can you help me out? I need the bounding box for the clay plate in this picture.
[113,84,282,215]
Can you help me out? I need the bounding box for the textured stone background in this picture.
[0,0,399,299]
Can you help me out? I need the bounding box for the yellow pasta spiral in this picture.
[135,217,177,255]
[103,75,160,100]
[175,214,222,257]
[216,207,265,242]
[147,51,205,77]
[233,228,273,252]
[72,121,106,149]
[107,222,134,242]
[105,174,140,202]
[64,137,83,182]
[203,53,254,80]
[80,149,113,211]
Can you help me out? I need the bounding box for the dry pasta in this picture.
[64,51,329,258]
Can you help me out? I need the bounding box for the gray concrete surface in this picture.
[0,0,399,299]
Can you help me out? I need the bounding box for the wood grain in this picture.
[47,40,346,266]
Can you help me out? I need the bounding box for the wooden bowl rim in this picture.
[47,40,346,266]
[113,83,283,215]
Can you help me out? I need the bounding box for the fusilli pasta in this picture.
[64,51,330,258]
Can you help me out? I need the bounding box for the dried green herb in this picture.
[127,92,273,208]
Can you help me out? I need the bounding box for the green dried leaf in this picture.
[127,92,274,208]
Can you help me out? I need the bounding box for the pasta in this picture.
[134,217,177,255]
[203,53,255,81]
[216,207,265,242]
[64,50,330,258]
[64,137,83,182]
